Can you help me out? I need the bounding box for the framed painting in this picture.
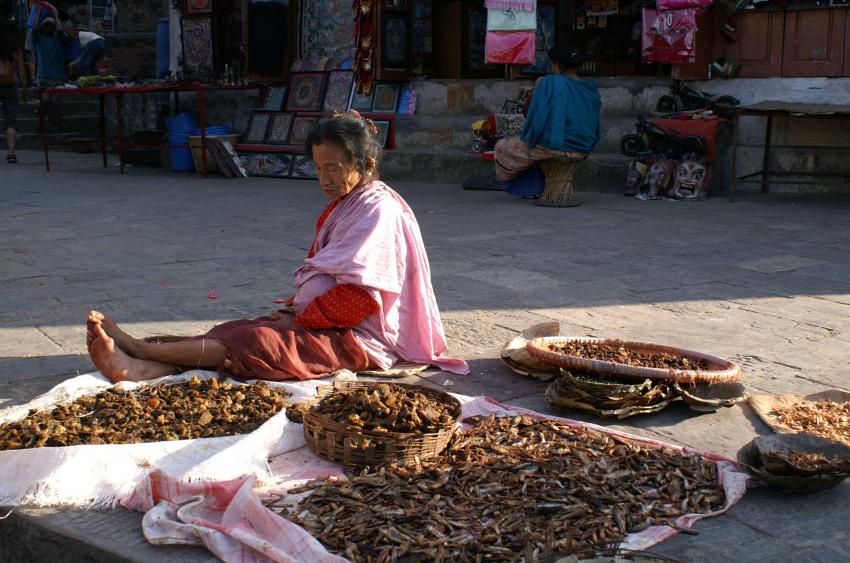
[349,90,374,112]
[372,120,391,148]
[181,17,213,76]
[323,71,355,113]
[245,111,272,143]
[239,153,294,178]
[285,73,327,112]
[381,12,411,71]
[289,116,318,145]
[291,155,318,179]
[263,86,288,111]
[521,3,557,75]
[266,113,295,144]
[186,0,212,15]
[372,83,400,113]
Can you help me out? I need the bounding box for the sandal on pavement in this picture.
[6,154,17,163]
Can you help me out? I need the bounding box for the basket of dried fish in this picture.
[738,433,850,494]
[527,336,741,384]
[303,382,461,467]
[545,371,676,419]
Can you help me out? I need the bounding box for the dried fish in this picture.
[312,383,457,433]
[277,415,726,561]
[0,376,290,450]
[771,400,850,445]
[546,342,708,370]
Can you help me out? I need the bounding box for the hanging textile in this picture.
[640,7,698,64]
[486,7,537,31]
[484,0,535,13]
[353,0,374,95]
[297,0,357,71]
[485,30,535,64]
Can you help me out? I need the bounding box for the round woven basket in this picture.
[303,381,461,467]
[526,336,741,384]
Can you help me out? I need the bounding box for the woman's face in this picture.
[312,142,366,200]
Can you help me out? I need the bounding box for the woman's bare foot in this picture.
[88,310,143,357]
[87,318,177,382]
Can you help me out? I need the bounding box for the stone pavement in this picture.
[1,151,849,562]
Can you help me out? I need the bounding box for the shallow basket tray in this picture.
[303,381,461,467]
[527,336,741,384]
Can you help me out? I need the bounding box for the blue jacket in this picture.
[521,74,601,153]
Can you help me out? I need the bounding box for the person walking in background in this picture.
[78,31,104,76]
[31,16,67,84]
[0,23,27,163]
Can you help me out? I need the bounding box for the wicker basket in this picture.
[303,381,461,467]
[527,336,741,384]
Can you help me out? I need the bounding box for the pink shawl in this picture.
[294,181,469,375]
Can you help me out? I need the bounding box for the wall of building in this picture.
[105,0,169,79]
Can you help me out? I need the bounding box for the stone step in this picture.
[381,148,628,192]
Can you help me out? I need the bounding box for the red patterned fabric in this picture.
[295,284,379,329]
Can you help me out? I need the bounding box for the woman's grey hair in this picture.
[305,112,382,175]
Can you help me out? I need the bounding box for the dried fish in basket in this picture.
[0,376,290,450]
[303,381,461,467]
[282,414,728,562]
[673,381,748,413]
[737,433,850,494]
[527,336,741,384]
[545,371,676,419]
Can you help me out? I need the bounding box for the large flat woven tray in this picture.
[527,336,741,384]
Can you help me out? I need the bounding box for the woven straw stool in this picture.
[535,155,588,207]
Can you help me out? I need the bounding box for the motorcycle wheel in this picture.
[620,134,646,157]
[656,96,675,113]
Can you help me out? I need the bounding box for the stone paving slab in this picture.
[1,151,850,561]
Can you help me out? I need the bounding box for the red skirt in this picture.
[200,316,373,381]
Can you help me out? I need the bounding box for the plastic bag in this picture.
[641,7,698,64]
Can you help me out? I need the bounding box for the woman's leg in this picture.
[6,127,16,157]
[87,310,228,382]
[494,136,534,182]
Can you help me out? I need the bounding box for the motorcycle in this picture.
[656,81,740,119]
[620,117,706,158]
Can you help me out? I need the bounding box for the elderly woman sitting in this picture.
[87,112,468,382]
[494,42,601,189]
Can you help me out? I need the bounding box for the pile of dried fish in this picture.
[768,451,850,474]
[285,401,314,424]
[281,414,726,561]
[545,342,708,370]
[313,383,457,433]
[0,376,290,450]
[771,400,850,445]
[545,371,676,419]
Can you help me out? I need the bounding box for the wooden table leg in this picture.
[761,114,773,194]
[729,112,739,202]
[114,92,125,174]
[39,90,50,172]
[99,93,108,168]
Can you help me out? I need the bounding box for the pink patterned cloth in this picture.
[294,181,469,375]
[484,0,536,12]
[485,31,536,65]
[123,471,346,563]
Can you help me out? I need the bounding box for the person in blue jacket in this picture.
[494,41,601,183]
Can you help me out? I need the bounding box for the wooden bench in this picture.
[536,155,588,207]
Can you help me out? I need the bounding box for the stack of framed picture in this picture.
[235,71,409,179]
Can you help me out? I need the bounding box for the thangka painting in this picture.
[246,112,272,143]
[285,73,327,112]
[181,17,213,76]
[372,83,400,113]
[290,116,318,145]
[263,86,288,111]
[266,113,295,144]
[299,0,356,70]
[239,153,294,178]
[349,90,374,112]
[291,155,318,179]
[186,0,212,15]
[381,13,411,71]
[521,4,557,75]
[323,71,355,113]
[373,120,391,148]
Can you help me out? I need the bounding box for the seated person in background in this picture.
[86,111,469,382]
[494,41,601,183]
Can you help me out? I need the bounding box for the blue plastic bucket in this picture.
[165,112,197,134]
[191,124,230,136]
[156,19,170,78]
[168,131,195,172]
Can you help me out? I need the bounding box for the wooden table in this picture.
[729,101,850,201]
